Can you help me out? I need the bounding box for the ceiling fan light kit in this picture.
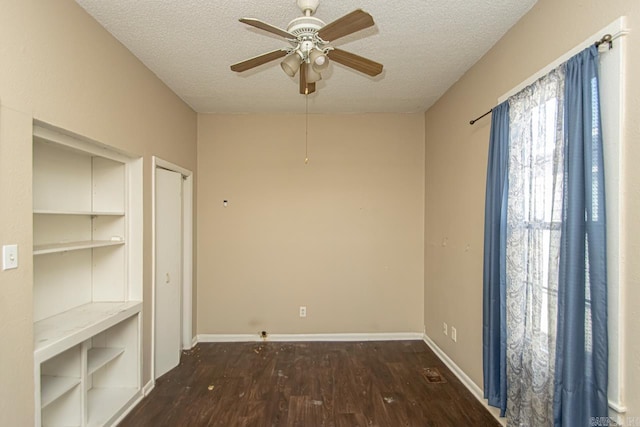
[281,51,304,77]
[231,0,383,95]
[309,49,329,72]
[306,64,322,83]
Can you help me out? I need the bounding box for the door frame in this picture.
[151,156,194,381]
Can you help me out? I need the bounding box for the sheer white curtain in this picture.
[505,66,565,426]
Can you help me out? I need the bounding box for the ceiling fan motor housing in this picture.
[287,16,325,37]
[287,16,327,61]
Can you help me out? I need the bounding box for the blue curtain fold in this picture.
[482,101,510,417]
[554,45,609,426]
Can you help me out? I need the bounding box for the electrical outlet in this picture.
[443,322,448,336]
[451,327,457,342]
[299,306,307,318]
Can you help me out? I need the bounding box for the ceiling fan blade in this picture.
[299,64,316,95]
[239,18,296,39]
[317,9,374,42]
[230,49,287,72]
[328,48,383,77]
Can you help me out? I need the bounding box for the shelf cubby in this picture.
[41,375,81,409]
[87,387,138,427]
[87,347,125,376]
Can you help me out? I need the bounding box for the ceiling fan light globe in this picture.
[281,53,302,77]
[310,50,330,72]
[306,63,322,83]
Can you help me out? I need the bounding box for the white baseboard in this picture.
[422,334,505,426]
[196,332,424,343]
[110,389,144,426]
[110,380,153,425]
[142,379,155,396]
[197,334,260,342]
[182,335,197,350]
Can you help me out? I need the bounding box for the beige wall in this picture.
[424,0,640,420]
[0,1,197,425]
[197,113,424,335]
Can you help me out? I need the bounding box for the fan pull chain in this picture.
[304,92,309,165]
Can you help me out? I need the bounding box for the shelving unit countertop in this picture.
[34,301,142,363]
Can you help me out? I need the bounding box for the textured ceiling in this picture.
[74,0,537,114]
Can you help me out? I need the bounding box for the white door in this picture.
[155,167,183,379]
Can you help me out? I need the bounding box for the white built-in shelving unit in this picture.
[32,124,143,427]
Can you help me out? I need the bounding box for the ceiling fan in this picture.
[230,0,383,95]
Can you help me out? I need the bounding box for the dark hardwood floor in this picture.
[120,340,500,426]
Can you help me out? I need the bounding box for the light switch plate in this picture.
[2,244,18,270]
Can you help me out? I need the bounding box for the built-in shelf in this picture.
[40,375,81,408]
[34,301,142,364]
[33,210,125,216]
[87,387,138,427]
[33,240,124,256]
[33,124,142,427]
[87,347,125,376]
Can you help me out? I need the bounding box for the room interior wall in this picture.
[197,113,424,336]
[424,0,640,420]
[0,1,197,425]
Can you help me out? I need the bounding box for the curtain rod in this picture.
[468,32,614,125]
[469,109,492,125]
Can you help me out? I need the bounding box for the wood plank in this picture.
[119,341,501,426]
